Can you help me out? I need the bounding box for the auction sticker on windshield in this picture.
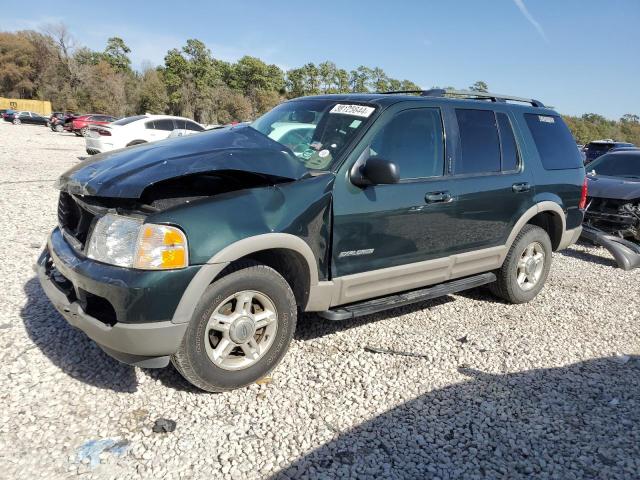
[330,104,375,118]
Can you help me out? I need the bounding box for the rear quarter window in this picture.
[524,114,582,170]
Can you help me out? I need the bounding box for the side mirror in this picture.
[353,157,400,186]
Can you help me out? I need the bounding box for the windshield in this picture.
[588,153,640,178]
[250,99,376,170]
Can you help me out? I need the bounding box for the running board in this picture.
[318,272,496,321]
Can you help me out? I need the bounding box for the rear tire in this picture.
[54,124,64,133]
[172,262,297,392]
[12,119,20,125]
[80,127,89,136]
[490,224,552,304]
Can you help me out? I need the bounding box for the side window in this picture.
[145,121,156,130]
[155,119,175,131]
[185,121,204,131]
[454,109,501,174]
[369,108,444,179]
[524,114,582,170]
[496,113,519,171]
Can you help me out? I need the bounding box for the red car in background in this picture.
[64,114,117,136]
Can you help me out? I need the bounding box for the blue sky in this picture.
[4,0,639,119]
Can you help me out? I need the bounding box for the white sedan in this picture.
[85,115,204,155]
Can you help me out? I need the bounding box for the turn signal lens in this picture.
[134,224,188,270]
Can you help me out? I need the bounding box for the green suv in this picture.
[37,90,586,392]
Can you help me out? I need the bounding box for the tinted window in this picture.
[145,121,155,130]
[525,114,582,170]
[185,121,203,131]
[155,119,175,131]
[114,115,148,126]
[587,153,640,177]
[586,143,613,154]
[370,108,444,179]
[497,113,519,171]
[455,109,501,174]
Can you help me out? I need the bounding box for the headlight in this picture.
[86,214,188,270]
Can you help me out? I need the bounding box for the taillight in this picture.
[579,177,588,209]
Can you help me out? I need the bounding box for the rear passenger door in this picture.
[144,119,174,141]
[444,106,534,252]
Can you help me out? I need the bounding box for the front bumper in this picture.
[36,228,199,367]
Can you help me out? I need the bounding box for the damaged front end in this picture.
[582,196,640,270]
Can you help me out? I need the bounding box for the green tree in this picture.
[285,67,306,98]
[469,80,488,92]
[318,61,337,93]
[137,67,168,114]
[103,37,131,73]
[229,56,284,95]
[369,67,389,92]
[349,66,371,93]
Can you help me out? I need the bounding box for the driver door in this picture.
[332,105,458,280]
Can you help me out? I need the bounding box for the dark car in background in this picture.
[2,109,17,122]
[8,111,49,126]
[37,89,585,392]
[50,112,77,132]
[582,150,640,270]
[65,114,117,136]
[583,140,636,164]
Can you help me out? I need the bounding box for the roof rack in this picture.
[379,88,545,108]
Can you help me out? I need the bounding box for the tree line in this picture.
[1,24,639,144]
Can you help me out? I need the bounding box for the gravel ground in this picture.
[0,121,639,480]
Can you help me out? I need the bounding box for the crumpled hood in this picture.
[587,175,640,201]
[58,125,309,198]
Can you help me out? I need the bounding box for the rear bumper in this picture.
[85,137,114,154]
[36,228,197,367]
[580,225,640,270]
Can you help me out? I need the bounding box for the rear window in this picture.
[113,115,148,126]
[586,143,614,154]
[454,109,501,174]
[524,114,582,170]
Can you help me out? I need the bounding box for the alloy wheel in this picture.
[516,241,545,291]
[204,290,278,371]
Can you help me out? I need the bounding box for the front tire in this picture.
[12,118,20,125]
[54,124,64,132]
[80,127,89,136]
[490,224,552,304]
[172,262,297,392]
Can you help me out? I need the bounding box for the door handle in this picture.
[425,191,454,203]
[512,182,531,193]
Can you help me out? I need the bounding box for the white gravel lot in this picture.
[0,121,639,480]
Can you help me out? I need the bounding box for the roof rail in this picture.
[380,88,545,108]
